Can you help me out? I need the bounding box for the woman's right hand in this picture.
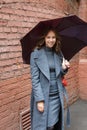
[37,101,44,112]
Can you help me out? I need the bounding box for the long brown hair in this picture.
[34,28,61,54]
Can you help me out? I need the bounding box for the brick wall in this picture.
[0,0,79,130]
[78,0,87,100]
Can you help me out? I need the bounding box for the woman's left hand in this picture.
[64,59,70,68]
[62,58,70,70]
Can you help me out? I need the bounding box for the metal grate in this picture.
[20,109,31,130]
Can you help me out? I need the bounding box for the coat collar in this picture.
[33,47,61,80]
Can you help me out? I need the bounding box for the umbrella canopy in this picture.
[60,25,87,42]
[20,15,87,64]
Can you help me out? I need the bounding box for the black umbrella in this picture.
[20,15,87,64]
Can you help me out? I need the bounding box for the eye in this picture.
[46,36,56,39]
[52,36,56,39]
[46,36,50,39]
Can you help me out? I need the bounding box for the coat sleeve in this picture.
[30,52,44,102]
[60,67,68,76]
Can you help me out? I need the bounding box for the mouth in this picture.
[49,43,54,46]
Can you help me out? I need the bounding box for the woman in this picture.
[30,28,70,130]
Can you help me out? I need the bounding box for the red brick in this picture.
[0,52,21,60]
[3,27,11,32]
[2,14,10,20]
[10,15,23,21]
[0,7,14,14]
[0,20,7,26]
[0,73,30,87]
[14,9,26,16]
[0,45,21,53]
[0,27,3,32]
[7,21,22,27]
[10,27,18,32]
[17,27,30,34]
[0,58,18,67]
[0,33,8,39]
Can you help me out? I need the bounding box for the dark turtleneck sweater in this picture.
[44,46,58,95]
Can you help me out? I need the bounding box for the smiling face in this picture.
[45,30,56,48]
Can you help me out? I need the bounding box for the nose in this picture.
[50,38,53,42]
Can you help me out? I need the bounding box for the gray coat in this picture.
[30,47,69,130]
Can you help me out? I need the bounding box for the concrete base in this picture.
[65,99,87,130]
